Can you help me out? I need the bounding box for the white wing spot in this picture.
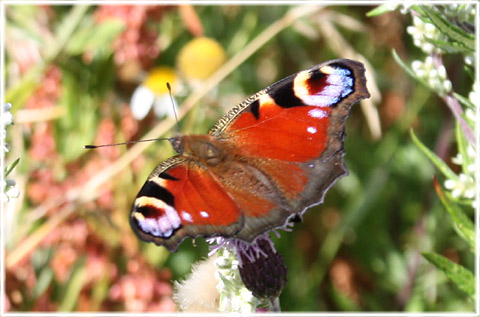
[135,200,181,238]
[181,211,193,222]
[308,108,327,119]
[200,211,210,218]
[307,126,317,134]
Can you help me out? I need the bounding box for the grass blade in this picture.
[422,252,474,299]
[410,129,458,181]
[58,258,87,311]
[433,178,475,249]
[422,6,474,51]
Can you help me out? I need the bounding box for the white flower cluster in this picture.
[444,81,478,208]
[444,145,477,208]
[411,56,452,96]
[407,16,448,54]
[2,103,20,203]
[215,247,260,313]
[443,4,476,23]
[382,2,412,14]
[445,4,476,66]
[468,81,479,112]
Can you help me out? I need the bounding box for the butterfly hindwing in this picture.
[130,156,244,251]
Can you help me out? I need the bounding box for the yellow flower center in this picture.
[144,67,177,94]
[177,37,227,80]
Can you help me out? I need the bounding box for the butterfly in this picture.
[130,59,370,252]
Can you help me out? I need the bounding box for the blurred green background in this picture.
[3,4,475,312]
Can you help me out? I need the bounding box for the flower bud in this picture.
[237,237,287,300]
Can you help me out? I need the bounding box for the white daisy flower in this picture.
[130,67,179,120]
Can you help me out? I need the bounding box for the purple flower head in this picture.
[210,233,287,302]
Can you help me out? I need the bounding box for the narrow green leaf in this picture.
[454,92,475,110]
[464,64,475,81]
[410,129,458,181]
[422,252,474,299]
[433,178,475,249]
[58,258,87,311]
[5,65,44,109]
[422,6,475,51]
[392,50,430,89]
[83,19,125,51]
[4,158,20,177]
[45,5,90,61]
[6,6,43,40]
[66,19,125,55]
[366,4,396,17]
[55,69,98,162]
[33,267,54,299]
[455,122,472,173]
[330,285,361,311]
[91,276,110,310]
[426,38,472,54]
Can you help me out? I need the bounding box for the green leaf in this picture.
[330,285,361,311]
[55,69,98,162]
[409,129,458,181]
[454,92,475,110]
[433,179,475,249]
[455,122,472,174]
[422,252,474,299]
[366,4,397,17]
[4,158,20,177]
[426,38,472,54]
[90,276,110,310]
[392,50,430,90]
[45,5,90,60]
[66,19,125,55]
[58,257,87,311]
[464,64,475,81]
[6,6,44,40]
[422,6,475,52]
[5,65,44,109]
[33,267,54,299]
[6,6,91,110]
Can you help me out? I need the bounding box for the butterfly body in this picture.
[131,59,370,251]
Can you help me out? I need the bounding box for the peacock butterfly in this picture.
[130,59,370,251]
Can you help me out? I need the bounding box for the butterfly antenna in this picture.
[166,82,181,133]
[84,138,169,149]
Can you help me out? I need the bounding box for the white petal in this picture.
[6,185,19,198]
[464,189,475,199]
[452,188,462,198]
[444,179,456,189]
[467,146,476,159]
[2,111,14,125]
[451,153,463,165]
[443,80,452,93]
[411,60,423,71]
[153,94,178,119]
[130,85,155,120]
[438,65,447,79]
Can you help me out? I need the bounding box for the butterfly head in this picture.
[175,135,227,167]
[169,136,184,154]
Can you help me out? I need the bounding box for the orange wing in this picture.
[130,157,244,251]
[208,59,370,242]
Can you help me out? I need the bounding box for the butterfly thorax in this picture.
[169,135,227,167]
